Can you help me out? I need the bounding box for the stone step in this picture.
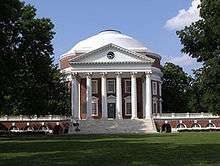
[69,119,157,134]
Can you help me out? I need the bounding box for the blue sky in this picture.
[24,0,201,75]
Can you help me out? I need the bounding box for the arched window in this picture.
[191,123,201,128]
[207,123,215,128]
[177,123,186,129]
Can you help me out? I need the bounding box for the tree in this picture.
[177,0,220,114]
[0,0,70,115]
[162,63,191,113]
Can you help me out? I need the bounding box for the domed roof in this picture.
[66,30,150,55]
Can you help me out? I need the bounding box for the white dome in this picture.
[66,30,150,54]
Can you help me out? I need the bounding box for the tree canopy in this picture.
[0,0,70,115]
[177,0,220,114]
[162,63,191,113]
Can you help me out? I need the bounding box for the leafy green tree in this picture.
[0,0,70,115]
[177,0,220,114]
[162,63,191,113]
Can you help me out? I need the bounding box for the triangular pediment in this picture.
[69,43,154,64]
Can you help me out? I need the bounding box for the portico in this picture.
[71,71,157,120]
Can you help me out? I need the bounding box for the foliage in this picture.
[162,62,191,113]
[177,0,220,114]
[0,0,70,115]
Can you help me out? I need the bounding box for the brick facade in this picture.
[154,118,220,131]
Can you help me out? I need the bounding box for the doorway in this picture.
[108,103,116,119]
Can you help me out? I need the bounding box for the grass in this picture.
[1,133,220,166]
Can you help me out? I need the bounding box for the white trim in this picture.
[107,95,116,103]
[92,96,99,116]
[107,79,115,93]
[92,80,98,94]
[69,43,155,63]
[124,79,131,93]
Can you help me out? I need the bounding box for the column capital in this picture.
[145,70,152,76]
[115,72,122,75]
[86,72,93,78]
[100,72,107,77]
[130,72,138,75]
[71,72,78,79]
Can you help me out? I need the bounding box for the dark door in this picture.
[108,103,116,118]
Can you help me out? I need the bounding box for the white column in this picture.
[131,73,137,119]
[71,73,79,119]
[142,77,146,118]
[145,72,152,118]
[77,79,81,120]
[101,73,107,119]
[116,72,122,119]
[86,73,92,119]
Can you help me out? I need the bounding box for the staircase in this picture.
[69,118,157,134]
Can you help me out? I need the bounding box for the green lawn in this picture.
[1,133,220,166]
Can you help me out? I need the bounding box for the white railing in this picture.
[0,115,68,121]
[153,112,219,119]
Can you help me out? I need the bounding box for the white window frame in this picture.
[152,81,157,95]
[92,80,98,94]
[92,97,99,116]
[124,96,131,116]
[125,79,131,93]
[107,79,115,93]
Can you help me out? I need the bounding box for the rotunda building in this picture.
[60,30,163,133]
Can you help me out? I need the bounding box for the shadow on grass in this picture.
[0,134,220,166]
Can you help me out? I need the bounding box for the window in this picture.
[152,81,157,95]
[92,97,98,116]
[177,123,186,128]
[153,97,158,114]
[125,103,132,116]
[107,79,115,93]
[153,101,158,114]
[191,123,201,128]
[92,80,98,94]
[207,123,215,128]
[124,96,131,116]
[125,79,131,93]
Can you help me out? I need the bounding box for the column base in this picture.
[131,117,138,120]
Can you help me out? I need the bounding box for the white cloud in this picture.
[165,0,201,30]
[169,54,196,67]
[163,54,202,75]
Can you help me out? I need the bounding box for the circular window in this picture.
[107,52,115,59]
